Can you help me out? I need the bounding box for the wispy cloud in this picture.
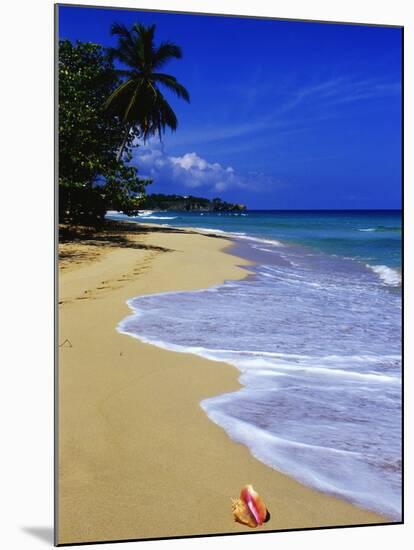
[324,79,401,106]
[165,75,400,151]
[274,75,400,115]
[274,77,347,116]
[165,119,272,148]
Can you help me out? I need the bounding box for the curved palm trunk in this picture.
[116,123,132,162]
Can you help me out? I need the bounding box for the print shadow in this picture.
[22,526,54,545]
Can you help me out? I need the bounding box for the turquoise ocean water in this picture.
[108,209,402,520]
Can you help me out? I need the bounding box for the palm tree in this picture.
[105,22,190,161]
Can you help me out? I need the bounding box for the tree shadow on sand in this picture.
[58,220,226,264]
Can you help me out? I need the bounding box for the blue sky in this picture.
[59,5,402,209]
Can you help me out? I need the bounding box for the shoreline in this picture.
[58,221,388,545]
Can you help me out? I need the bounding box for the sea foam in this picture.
[118,236,401,520]
[367,264,401,287]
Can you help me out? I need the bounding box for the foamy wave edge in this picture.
[366,264,401,287]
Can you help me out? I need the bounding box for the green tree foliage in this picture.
[58,40,150,223]
[105,23,190,159]
[141,193,246,212]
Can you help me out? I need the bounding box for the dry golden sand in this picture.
[57,222,386,544]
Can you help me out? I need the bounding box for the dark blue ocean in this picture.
[108,210,402,519]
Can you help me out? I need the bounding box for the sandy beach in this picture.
[57,222,387,545]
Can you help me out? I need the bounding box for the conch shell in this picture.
[231,484,270,528]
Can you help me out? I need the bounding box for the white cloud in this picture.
[135,146,247,193]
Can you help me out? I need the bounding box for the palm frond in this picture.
[133,23,155,69]
[123,82,142,122]
[106,22,187,142]
[152,73,190,102]
[113,68,136,79]
[107,47,133,67]
[110,22,132,39]
[152,42,182,69]
[151,90,178,139]
[111,22,144,70]
[104,78,136,112]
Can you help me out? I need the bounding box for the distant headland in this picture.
[140,193,246,212]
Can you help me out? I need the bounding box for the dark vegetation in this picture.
[59,40,151,224]
[59,23,245,227]
[141,194,246,212]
